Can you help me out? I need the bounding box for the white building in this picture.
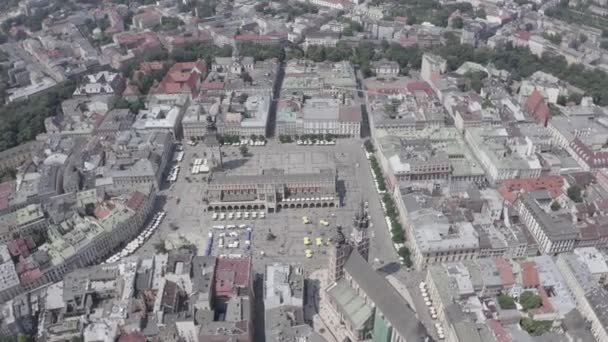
[299,98,361,137]
[133,105,185,138]
[73,71,124,97]
[421,53,447,88]
[556,252,608,342]
[464,126,542,184]
[219,95,271,137]
[515,192,578,255]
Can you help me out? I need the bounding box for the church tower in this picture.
[328,226,352,283]
[351,200,370,262]
[203,115,222,170]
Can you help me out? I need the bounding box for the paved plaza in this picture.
[135,139,399,274]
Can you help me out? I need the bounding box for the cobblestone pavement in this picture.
[135,139,400,276]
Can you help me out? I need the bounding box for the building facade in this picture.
[206,168,338,213]
[515,192,579,255]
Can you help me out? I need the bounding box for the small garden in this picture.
[497,291,552,336]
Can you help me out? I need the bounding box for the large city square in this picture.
[136,139,398,274]
[2,1,608,341]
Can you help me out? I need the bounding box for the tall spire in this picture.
[332,225,346,246]
[353,199,369,230]
[351,199,370,262]
[328,225,351,283]
[203,115,222,170]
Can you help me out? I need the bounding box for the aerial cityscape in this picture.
[0,0,608,341]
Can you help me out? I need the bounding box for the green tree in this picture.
[391,228,404,243]
[196,0,217,18]
[239,42,284,61]
[520,318,552,336]
[305,46,326,62]
[236,93,248,103]
[241,71,253,84]
[452,17,464,29]
[364,139,375,153]
[169,42,232,63]
[498,294,516,309]
[181,243,198,254]
[568,92,582,105]
[464,71,487,93]
[398,247,412,267]
[15,334,35,342]
[0,81,75,152]
[239,145,249,156]
[520,291,542,310]
[0,167,16,182]
[542,32,562,45]
[567,185,583,202]
[154,16,184,32]
[550,201,561,211]
[287,47,305,59]
[154,240,168,253]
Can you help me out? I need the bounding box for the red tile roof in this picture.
[118,332,146,342]
[116,31,161,55]
[570,137,608,169]
[7,238,34,258]
[0,182,12,197]
[406,80,434,96]
[94,201,116,219]
[166,30,212,48]
[394,16,408,25]
[19,268,42,285]
[498,176,564,204]
[126,191,146,211]
[150,60,207,95]
[122,82,140,96]
[338,106,362,122]
[214,257,251,298]
[135,61,164,80]
[514,30,532,41]
[488,320,511,342]
[521,261,540,289]
[524,89,550,126]
[235,32,284,43]
[530,286,555,315]
[0,181,12,210]
[495,258,515,288]
[202,79,226,91]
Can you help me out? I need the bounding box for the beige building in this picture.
[0,141,40,173]
[0,189,156,303]
[206,168,338,213]
[515,192,578,255]
[556,252,608,342]
[397,189,480,270]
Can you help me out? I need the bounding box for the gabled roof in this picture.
[524,88,550,125]
[150,60,207,95]
[521,261,540,288]
[343,252,428,340]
